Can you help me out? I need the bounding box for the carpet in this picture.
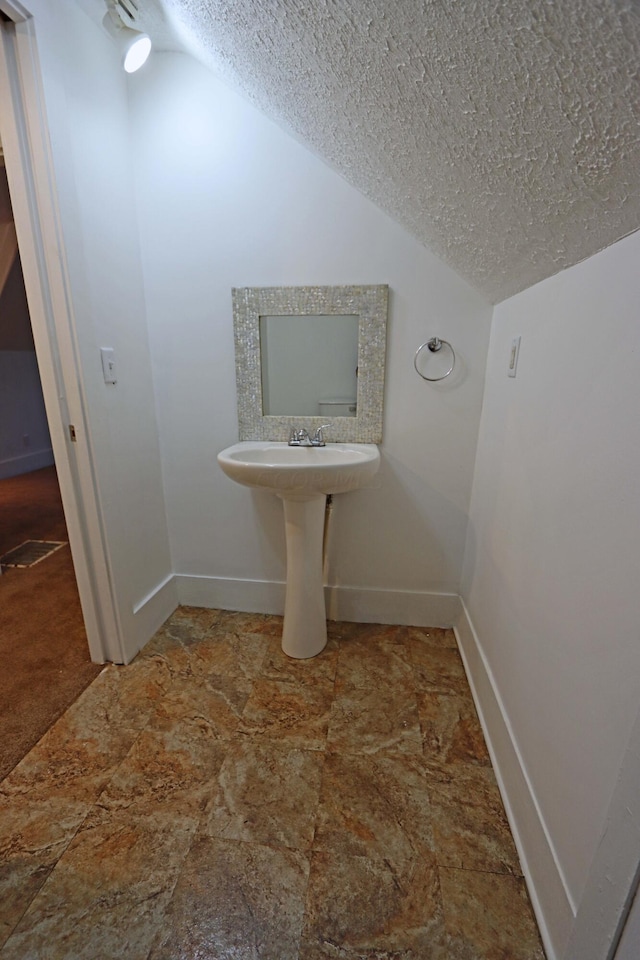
[0,467,102,781]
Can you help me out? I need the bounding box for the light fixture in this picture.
[102,0,152,74]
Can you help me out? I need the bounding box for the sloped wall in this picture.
[460,230,640,957]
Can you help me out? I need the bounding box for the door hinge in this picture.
[68,424,77,442]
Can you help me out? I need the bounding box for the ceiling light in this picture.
[122,33,151,73]
[102,0,151,74]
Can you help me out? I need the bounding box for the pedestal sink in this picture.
[217,441,380,658]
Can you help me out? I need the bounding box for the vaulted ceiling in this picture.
[138,0,640,303]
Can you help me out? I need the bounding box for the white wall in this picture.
[130,52,492,622]
[0,217,53,480]
[460,230,640,958]
[5,0,174,657]
[0,351,53,479]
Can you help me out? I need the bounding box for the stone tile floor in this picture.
[0,608,546,959]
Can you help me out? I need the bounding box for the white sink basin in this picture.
[217,440,380,660]
[217,441,380,498]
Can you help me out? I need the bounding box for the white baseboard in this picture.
[455,601,575,960]
[129,573,179,662]
[175,574,460,627]
[176,575,287,614]
[0,447,54,480]
[325,585,460,626]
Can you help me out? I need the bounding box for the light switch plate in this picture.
[100,347,117,384]
[508,336,521,378]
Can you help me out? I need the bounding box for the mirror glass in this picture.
[232,285,388,443]
[259,314,359,416]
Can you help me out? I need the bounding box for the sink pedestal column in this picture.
[280,494,327,659]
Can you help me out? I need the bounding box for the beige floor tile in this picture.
[405,625,458,649]
[134,632,192,673]
[140,606,247,665]
[327,621,405,644]
[427,765,522,875]
[406,643,470,697]
[0,796,89,949]
[1,812,197,960]
[418,691,491,767]
[94,724,229,819]
[139,629,270,682]
[136,629,188,662]
[0,608,543,960]
[140,606,222,657]
[148,836,309,960]
[203,739,325,850]
[261,635,340,686]
[299,937,477,960]
[179,631,270,680]
[213,609,285,637]
[301,849,443,956]
[0,662,162,805]
[149,673,253,741]
[68,656,173,739]
[0,728,132,808]
[313,752,434,863]
[327,679,422,756]
[239,678,333,750]
[439,866,546,959]
[161,604,222,642]
[335,635,415,690]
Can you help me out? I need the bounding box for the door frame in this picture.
[0,0,124,662]
[565,701,640,960]
[613,875,640,960]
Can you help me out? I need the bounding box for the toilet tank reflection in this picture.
[259,313,358,417]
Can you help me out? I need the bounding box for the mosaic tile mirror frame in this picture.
[232,284,388,443]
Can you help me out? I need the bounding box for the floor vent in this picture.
[0,540,67,569]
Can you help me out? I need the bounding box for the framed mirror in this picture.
[232,285,388,443]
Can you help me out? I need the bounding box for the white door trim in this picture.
[565,703,640,960]
[0,4,124,662]
[613,874,640,960]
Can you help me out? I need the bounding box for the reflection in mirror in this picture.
[232,285,388,443]
[259,314,359,416]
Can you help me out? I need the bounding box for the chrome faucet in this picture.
[287,425,330,447]
[288,427,310,446]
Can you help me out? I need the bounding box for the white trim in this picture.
[565,706,640,960]
[325,585,460,626]
[132,572,177,617]
[176,574,287,613]
[176,574,460,627]
[0,1,30,21]
[0,446,54,479]
[128,573,178,663]
[0,12,122,662]
[614,877,640,960]
[455,600,574,960]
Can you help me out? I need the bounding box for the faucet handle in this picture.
[311,424,331,447]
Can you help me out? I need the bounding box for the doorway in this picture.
[0,4,124,669]
[0,155,101,780]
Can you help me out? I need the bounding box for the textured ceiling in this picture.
[135,0,640,303]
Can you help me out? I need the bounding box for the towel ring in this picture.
[414,337,455,381]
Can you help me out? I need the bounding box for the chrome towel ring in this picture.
[414,337,455,381]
